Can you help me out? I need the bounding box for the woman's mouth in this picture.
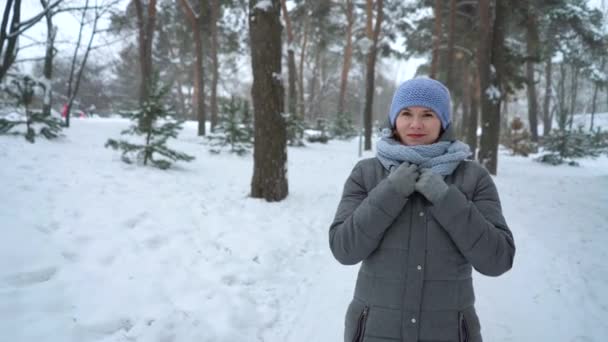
[407,134,426,138]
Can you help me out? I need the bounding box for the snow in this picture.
[254,0,273,12]
[1,118,608,342]
[485,85,501,102]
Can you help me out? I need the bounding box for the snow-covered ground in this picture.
[1,118,607,342]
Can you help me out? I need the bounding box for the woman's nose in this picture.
[409,117,423,129]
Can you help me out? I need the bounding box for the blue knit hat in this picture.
[388,77,451,129]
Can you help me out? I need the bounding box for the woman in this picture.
[329,77,515,342]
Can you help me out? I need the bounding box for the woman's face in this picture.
[394,106,442,146]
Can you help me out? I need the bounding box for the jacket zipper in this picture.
[353,306,369,342]
[459,312,469,342]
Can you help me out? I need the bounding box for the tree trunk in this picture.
[477,0,490,162]
[41,0,56,117]
[525,3,539,142]
[568,64,580,131]
[280,0,297,117]
[460,58,470,139]
[298,15,309,119]
[590,56,606,130]
[446,0,456,88]
[307,47,321,122]
[338,0,354,115]
[542,57,553,135]
[557,62,568,131]
[0,0,20,83]
[478,0,507,175]
[210,0,220,132]
[65,0,89,127]
[134,0,157,106]
[178,0,205,135]
[430,0,442,79]
[363,0,383,151]
[468,68,480,158]
[249,0,288,202]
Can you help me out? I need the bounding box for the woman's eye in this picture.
[400,112,411,116]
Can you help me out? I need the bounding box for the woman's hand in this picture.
[415,168,449,204]
[387,162,419,197]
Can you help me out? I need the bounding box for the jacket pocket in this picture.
[458,311,469,342]
[352,306,369,342]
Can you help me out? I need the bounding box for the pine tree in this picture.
[284,111,305,146]
[538,126,600,165]
[0,74,63,143]
[105,76,194,169]
[331,111,357,140]
[206,96,253,155]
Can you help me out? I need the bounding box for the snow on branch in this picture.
[254,0,273,12]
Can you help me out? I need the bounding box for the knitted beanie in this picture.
[388,77,451,129]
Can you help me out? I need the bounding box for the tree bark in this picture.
[0,0,20,82]
[210,0,220,132]
[467,67,480,158]
[590,56,606,130]
[40,0,56,117]
[249,0,288,202]
[568,64,580,131]
[298,14,309,119]
[460,57,470,138]
[478,0,507,175]
[557,62,568,131]
[307,47,321,122]
[337,0,354,115]
[178,0,205,135]
[65,0,89,127]
[525,1,539,142]
[363,0,383,151]
[542,57,553,135]
[134,0,157,106]
[430,0,442,79]
[446,0,456,88]
[280,0,297,118]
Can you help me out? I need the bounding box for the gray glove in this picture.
[387,162,419,197]
[415,168,449,204]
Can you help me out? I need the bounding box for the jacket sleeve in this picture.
[329,161,408,265]
[429,167,515,276]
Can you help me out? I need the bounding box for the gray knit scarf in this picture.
[376,130,471,176]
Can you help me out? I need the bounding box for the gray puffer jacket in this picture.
[329,156,515,342]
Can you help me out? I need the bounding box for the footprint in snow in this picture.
[124,212,149,229]
[1,266,58,288]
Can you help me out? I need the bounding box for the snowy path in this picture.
[1,118,607,342]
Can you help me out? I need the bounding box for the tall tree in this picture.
[178,0,205,135]
[280,0,297,118]
[0,0,62,82]
[297,11,309,119]
[363,0,383,151]
[337,0,354,115]
[209,0,220,132]
[445,0,456,88]
[525,0,540,142]
[134,0,157,105]
[249,0,288,201]
[542,57,553,135]
[430,0,442,79]
[478,0,509,175]
[40,0,57,117]
[64,0,102,127]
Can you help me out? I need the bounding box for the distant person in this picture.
[61,103,68,118]
[329,77,515,342]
